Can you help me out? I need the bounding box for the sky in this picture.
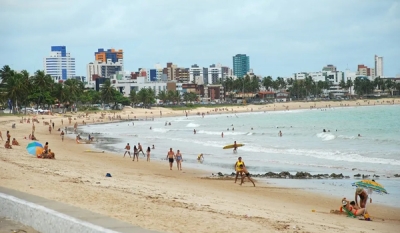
[0,0,399,78]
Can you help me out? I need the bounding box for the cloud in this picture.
[0,0,399,77]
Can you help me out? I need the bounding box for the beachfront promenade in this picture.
[0,187,160,233]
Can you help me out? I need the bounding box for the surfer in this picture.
[234,157,245,183]
[239,165,255,187]
[176,150,183,170]
[124,143,131,158]
[233,141,238,153]
[166,148,175,170]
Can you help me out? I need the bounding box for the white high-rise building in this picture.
[208,65,222,84]
[86,59,124,82]
[189,64,203,83]
[43,46,75,82]
[375,55,383,77]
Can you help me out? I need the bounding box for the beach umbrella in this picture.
[352,179,388,194]
[26,142,44,156]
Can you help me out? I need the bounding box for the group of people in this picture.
[3,131,15,149]
[234,156,255,187]
[166,148,183,170]
[37,142,55,159]
[124,143,152,162]
[341,187,371,218]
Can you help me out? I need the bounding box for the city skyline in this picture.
[1,0,399,77]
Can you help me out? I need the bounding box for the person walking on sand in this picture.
[60,130,64,142]
[124,143,131,158]
[239,165,255,187]
[32,123,35,134]
[176,150,183,170]
[6,131,11,141]
[146,146,151,162]
[133,145,139,161]
[49,125,52,134]
[52,122,54,129]
[166,148,175,170]
[234,157,245,183]
[138,143,145,156]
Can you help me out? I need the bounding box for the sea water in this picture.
[78,105,400,207]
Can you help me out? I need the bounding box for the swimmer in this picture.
[197,153,204,162]
[278,130,282,137]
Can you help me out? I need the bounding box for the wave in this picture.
[197,130,246,136]
[337,135,356,140]
[316,132,335,141]
[152,128,169,133]
[186,123,200,128]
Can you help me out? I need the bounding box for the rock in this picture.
[217,172,223,177]
[354,173,361,177]
[279,171,291,178]
[294,172,311,179]
[394,174,400,178]
[330,173,344,179]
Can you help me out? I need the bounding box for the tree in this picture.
[100,79,115,104]
[129,90,139,106]
[157,90,168,104]
[346,79,353,98]
[138,88,156,107]
[30,70,54,109]
[385,79,394,96]
[262,76,273,91]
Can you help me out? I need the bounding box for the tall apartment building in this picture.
[233,54,250,78]
[163,62,177,81]
[189,64,203,83]
[357,64,375,79]
[208,64,222,84]
[374,55,383,77]
[86,48,124,83]
[43,46,75,82]
[95,48,123,63]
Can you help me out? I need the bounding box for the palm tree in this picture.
[385,79,394,96]
[262,76,273,91]
[0,65,14,87]
[157,90,168,104]
[100,79,115,105]
[4,73,27,113]
[31,70,53,109]
[129,90,138,106]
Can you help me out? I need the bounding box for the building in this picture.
[189,64,203,83]
[208,64,222,84]
[86,59,124,83]
[322,64,337,72]
[374,55,383,77]
[176,68,190,83]
[163,62,177,81]
[232,54,250,78]
[43,46,75,82]
[95,48,123,63]
[357,64,375,79]
[204,85,224,101]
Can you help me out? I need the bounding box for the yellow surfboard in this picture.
[223,143,244,149]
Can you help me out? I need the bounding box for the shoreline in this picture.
[1,99,400,233]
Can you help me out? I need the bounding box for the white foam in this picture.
[186,123,200,128]
[152,128,169,133]
[316,132,335,141]
[197,130,246,135]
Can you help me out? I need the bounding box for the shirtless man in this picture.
[355,187,370,208]
[60,130,65,141]
[239,165,255,187]
[166,148,175,170]
[138,143,145,156]
[124,143,131,158]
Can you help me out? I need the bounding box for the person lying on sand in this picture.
[239,165,255,187]
[4,140,12,149]
[342,198,368,217]
[11,138,19,146]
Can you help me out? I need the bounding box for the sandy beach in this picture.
[1,99,400,233]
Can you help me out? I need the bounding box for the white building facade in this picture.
[375,55,383,77]
[86,59,124,83]
[43,46,75,82]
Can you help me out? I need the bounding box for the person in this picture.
[166,148,175,170]
[233,141,238,153]
[31,134,37,140]
[278,131,282,137]
[355,187,370,208]
[6,131,11,141]
[4,140,12,149]
[146,147,151,162]
[176,150,183,170]
[47,149,55,159]
[60,130,65,142]
[133,145,139,161]
[124,143,131,158]
[221,132,224,138]
[358,134,362,137]
[11,138,19,146]
[342,197,368,216]
[239,165,255,187]
[197,153,204,162]
[32,124,35,134]
[194,129,196,134]
[234,157,245,183]
[52,122,55,129]
[152,144,155,149]
[49,125,52,134]
[138,143,145,156]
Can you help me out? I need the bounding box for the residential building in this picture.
[189,64,202,83]
[232,54,250,78]
[204,85,224,101]
[148,69,157,82]
[95,48,123,63]
[322,64,337,72]
[357,64,375,79]
[86,59,124,84]
[176,68,190,83]
[375,55,383,77]
[208,64,222,84]
[43,46,75,82]
[163,62,177,81]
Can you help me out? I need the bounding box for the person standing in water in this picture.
[146,146,151,162]
[233,141,238,153]
[166,148,175,170]
[176,150,183,170]
[221,132,224,138]
[124,143,131,158]
[278,131,282,137]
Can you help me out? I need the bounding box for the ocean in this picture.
[77,105,400,207]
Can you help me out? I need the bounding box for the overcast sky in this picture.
[1,0,399,78]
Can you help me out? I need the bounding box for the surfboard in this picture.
[223,144,244,149]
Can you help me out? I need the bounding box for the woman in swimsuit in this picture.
[133,145,139,162]
[355,187,370,208]
[146,147,151,162]
[176,150,183,170]
[239,165,255,187]
[342,198,368,216]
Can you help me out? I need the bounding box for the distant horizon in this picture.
[1,0,399,77]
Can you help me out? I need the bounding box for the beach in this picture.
[1,98,400,233]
